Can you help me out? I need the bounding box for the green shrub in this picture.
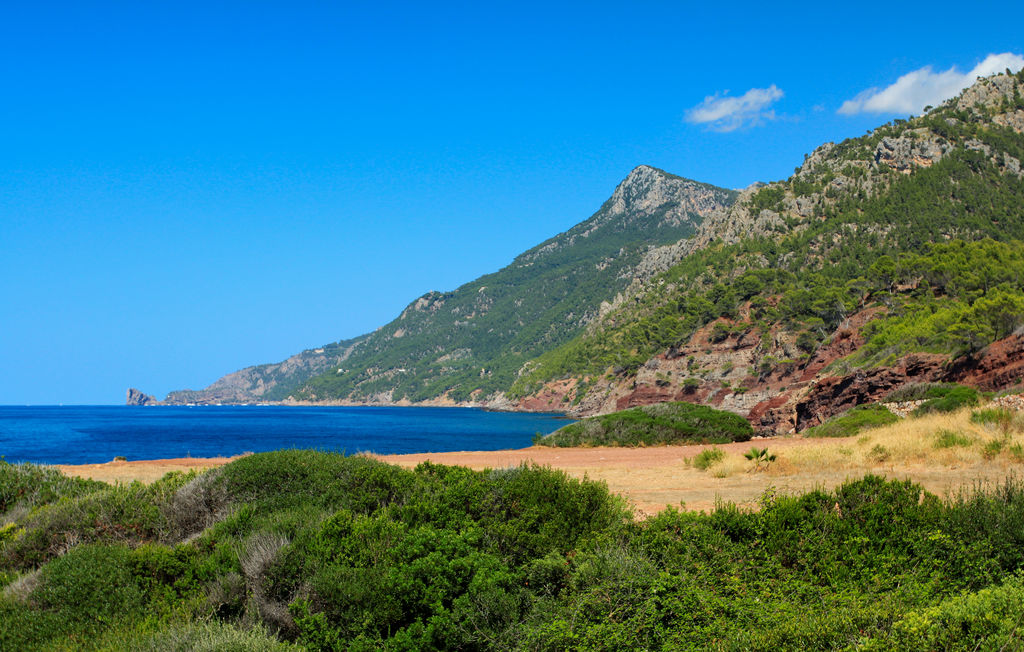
[1010,443,1024,461]
[0,461,105,516]
[890,384,981,416]
[886,382,958,402]
[983,440,1004,459]
[539,402,753,447]
[970,407,1015,425]
[0,544,147,650]
[869,444,890,462]
[914,387,980,416]
[934,429,974,449]
[971,407,1020,437]
[13,448,1024,648]
[2,475,188,570]
[693,448,725,470]
[804,403,898,438]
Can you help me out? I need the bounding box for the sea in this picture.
[0,405,573,466]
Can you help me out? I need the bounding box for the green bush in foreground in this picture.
[804,403,898,438]
[860,574,1024,651]
[6,452,1024,649]
[539,401,754,447]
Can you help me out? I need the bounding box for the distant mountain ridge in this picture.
[146,166,737,405]
[138,71,1024,434]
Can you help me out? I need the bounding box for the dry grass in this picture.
[773,407,1024,476]
[638,404,1024,514]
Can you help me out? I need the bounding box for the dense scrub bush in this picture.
[884,382,981,411]
[803,403,898,438]
[6,453,1024,649]
[0,460,105,516]
[860,575,1024,650]
[1,473,190,569]
[0,544,146,650]
[885,382,960,402]
[540,401,753,447]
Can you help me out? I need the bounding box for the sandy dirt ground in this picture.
[55,456,239,485]
[54,438,1024,516]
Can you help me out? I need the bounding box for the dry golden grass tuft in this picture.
[781,407,1024,474]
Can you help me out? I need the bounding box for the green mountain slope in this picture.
[511,70,1024,426]
[158,166,737,404]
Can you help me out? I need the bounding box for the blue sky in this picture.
[2,1,1022,404]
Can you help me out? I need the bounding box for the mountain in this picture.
[150,166,738,405]
[142,71,1024,430]
[509,70,1024,431]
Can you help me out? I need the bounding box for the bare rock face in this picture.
[685,183,787,252]
[605,165,729,223]
[874,129,952,173]
[955,73,1020,114]
[994,109,1024,134]
[126,388,158,406]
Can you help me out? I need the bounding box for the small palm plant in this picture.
[744,447,776,472]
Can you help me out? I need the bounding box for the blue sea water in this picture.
[0,406,573,465]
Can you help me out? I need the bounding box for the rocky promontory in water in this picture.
[125,388,158,406]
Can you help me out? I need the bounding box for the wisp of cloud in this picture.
[685,85,784,132]
[839,52,1024,116]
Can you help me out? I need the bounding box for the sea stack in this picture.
[125,388,158,406]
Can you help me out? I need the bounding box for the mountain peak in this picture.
[607,165,734,220]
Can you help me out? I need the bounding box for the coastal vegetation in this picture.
[538,401,753,447]
[4,450,1024,649]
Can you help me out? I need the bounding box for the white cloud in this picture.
[839,52,1024,116]
[685,85,784,132]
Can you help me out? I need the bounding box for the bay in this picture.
[0,405,572,465]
